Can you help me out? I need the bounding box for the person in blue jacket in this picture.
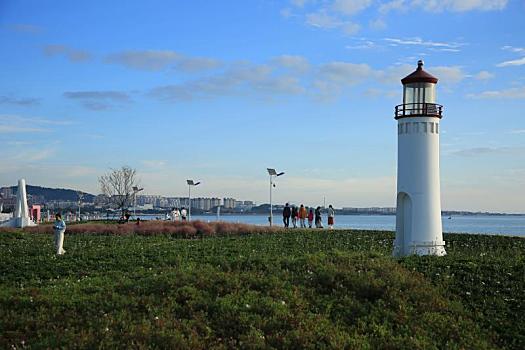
[53,213,66,255]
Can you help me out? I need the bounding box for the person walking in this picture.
[53,213,66,255]
[307,208,314,228]
[282,203,291,228]
[299,204,307,228]
[315,206,323,229]
[180,207,187,222]
[327,204,335,230]
[291,206,298,228]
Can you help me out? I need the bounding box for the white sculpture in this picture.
[393,61,446,257]
[0,179,36,228]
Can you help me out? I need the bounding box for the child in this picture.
[307,208,314,228]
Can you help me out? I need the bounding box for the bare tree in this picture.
[98,166,139,215]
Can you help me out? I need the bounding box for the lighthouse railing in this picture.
[395,103,443,119]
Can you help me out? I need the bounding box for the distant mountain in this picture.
[2,185,96,203]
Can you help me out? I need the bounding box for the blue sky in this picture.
[0,0,524,212]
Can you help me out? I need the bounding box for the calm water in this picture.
[140,214,525,237]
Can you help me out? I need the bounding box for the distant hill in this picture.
[1,185,96,203]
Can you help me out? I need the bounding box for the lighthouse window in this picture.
[430,123,435,133]
[398,124,402,134]
[435,123,439,134]
[422,122,428,133]
[414,122,419,133]
[423,83,435,103]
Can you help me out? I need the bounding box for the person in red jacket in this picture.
[307,208,314,228]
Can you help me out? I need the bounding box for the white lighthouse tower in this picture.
[394,60,446,257]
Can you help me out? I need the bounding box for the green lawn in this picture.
[1,230,524,349]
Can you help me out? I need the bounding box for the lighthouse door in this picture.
[396,192,412,255]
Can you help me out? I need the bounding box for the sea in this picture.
[137,214,525,237]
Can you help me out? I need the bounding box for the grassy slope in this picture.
[0,230,523,349]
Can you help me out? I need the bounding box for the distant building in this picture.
[210,198,221,208]
[234,200,255,211]
[0,187,14,199]
[223,197,236,209]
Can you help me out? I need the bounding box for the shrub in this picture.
[17,220,283,238]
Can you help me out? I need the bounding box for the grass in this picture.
[0,226,524,349]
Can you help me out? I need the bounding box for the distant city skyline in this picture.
[1,1,524,213]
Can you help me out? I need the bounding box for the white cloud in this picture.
[0,115,73,133]
[431,66,466,84]
[363,88,399,98]
[474,70,494,80]
[468,86,525,99]
[379,0,406,14]
[0,125,48,133]
[510,129,525,134]
[502,45,525,54]
[369,18,387,30]
[63,91,131,110]
[0,164,101,194]
[305,11,361,35]
[410,0,508,12]
[142,160,168,169]
[0,96,39,106]
[138,55,468,102]
[291,0,309,7]
[343,22,361,35]
[317,62,372,83]
[450,146,525,157]
[105,50,220,72]
[174,57,220,72]
[313,62,373,97]
[43,44,91,62]
[497,57,525,67]
[272,55,310,72]
[149,63,305,102]
[497,45,525,67]
[332,0,373,15]
[284,0,506,38]
[376,64,414,84]
[105,50,179,71]
[384,37,463,49]
[306,11,343,28]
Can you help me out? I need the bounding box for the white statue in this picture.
[0,179,36,228]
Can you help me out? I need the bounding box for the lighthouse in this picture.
[393,60,446,257]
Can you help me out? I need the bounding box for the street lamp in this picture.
[77,191,84,221]
[132,186,144,219]
[267,168,285,227]
[187,179,201,222]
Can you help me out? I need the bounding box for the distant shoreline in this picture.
[136,212,525,217]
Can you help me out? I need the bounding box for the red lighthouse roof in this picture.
[401,60,438,84]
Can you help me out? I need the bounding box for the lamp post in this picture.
[77,191,84,221]
[132,186,144,219]
[186,179,201,222]
[267,168,285,227]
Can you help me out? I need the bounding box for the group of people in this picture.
[51,203,336,256]
[282,203,335,229]
[168,207,188,222]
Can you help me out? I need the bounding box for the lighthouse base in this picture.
[0,216,35,228]
[393,240,446,257]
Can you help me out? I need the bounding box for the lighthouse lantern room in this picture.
[394,60,446,257]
